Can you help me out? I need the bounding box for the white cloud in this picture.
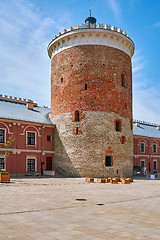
[0,0,64,107]
[154,21,160,28]
[108,0,121,20]
[132,49,147,74]
[132,50,160,124]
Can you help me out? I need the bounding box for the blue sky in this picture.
[0,0,160,123]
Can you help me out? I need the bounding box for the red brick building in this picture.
[0,95,54,176]
[1,94,159,176]
[133,120,160,172]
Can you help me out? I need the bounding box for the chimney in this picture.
[27,100,34,110]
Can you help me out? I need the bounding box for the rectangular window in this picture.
[105,156,112,167]
[153,144,157,153]
[153,161,157,170]
[140,143,145,152]
[75,127,78,135]
[47,135,51,141]
[140,160,145,167]
[115,120,121,132]
[27,159,35,172]
[27,132,35,145]
[0,158,5,170]
[0,129,5,143]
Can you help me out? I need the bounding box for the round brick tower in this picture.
[48,16,135,177]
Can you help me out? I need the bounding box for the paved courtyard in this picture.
[0,177,160,240]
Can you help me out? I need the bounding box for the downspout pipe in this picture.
[41,125,43,176]
[148,138,150,173]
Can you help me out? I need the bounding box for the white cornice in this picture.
[48,28,134,59]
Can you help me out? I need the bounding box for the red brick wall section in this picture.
[51,45,132,119]
[133,136,160,172]
[0,121,54,174]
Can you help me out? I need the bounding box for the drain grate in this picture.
[76,198,87,201]
[97,203,104,206]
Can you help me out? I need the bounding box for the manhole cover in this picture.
[76,198,87,201]
[97,203,104,206]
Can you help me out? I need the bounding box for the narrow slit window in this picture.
[121,74,125,87]
[116,120,121,132]
[105,156,112,167]
[61,77,63,83]
[74,110,80,122]
[75,127,78,135]
[85,84,87,90]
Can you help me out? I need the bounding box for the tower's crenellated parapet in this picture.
[48,19,134,59]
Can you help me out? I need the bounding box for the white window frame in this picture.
[140,160,145,167]
[140,142,145,152]
[26,131,36,146]
[0,128,6,144]
[26,156,37,172]
[153,144,157,153]
[153,160,157,170]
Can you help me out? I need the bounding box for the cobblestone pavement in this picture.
[0,178,160,240]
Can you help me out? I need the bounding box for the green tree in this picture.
[3,135,15,165]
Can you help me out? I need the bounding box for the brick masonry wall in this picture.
[51,44,133,177]
[51,45,132,118]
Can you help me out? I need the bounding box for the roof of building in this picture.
[0,99,54,125]
[133,120,160,139]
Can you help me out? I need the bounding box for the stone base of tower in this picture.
[52,111,133,178]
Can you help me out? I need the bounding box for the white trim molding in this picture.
[21,125,41,137]
[0,122,13,135]
[48,28,134,59]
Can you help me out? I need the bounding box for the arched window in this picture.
[115,120,122,132]
[140,143,145,152]
[74,110,80,122]
[121,74,126,87]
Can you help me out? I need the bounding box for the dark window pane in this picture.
[27,132,35,145]
[116,120,121,132]
[74,110,80,122]
[140,143,144,152]
[153,144,157,153]
[153,161,157,170]
[0,129,5,143]
[105,156,112,166]
[0,158,5,170]
[27,159,35,172]
[47,135,51,141]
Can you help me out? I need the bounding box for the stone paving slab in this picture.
[0,178,160,239]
